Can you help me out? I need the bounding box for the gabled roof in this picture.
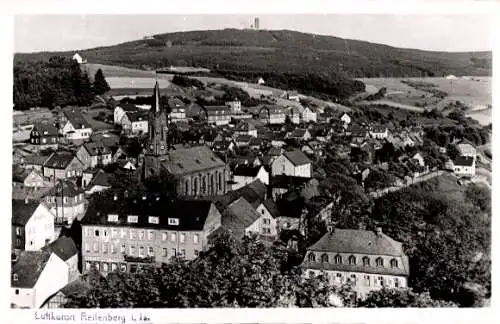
[283,149,312,166]
[46,180,83,197]
[235,135,253,143]
[167,98,187,110]
[63,109,91,129]
[126,111,149,123]
[262,199,280,218]
[44,152,80,169]
[290,128,308,138]
[87,170,111,189]
[12,199,40,226]
[215,179,267,210]
[11,250,52,288]
[308,229,406,257]
[117,103,140,112]
[161,146,226,176]
[24,154,51,166]
[42,236,78,262]
[453,156,474,167]
[220,197,261,239]
[32,122,58,137]
[83,142,111,156]
[233,165,263,178]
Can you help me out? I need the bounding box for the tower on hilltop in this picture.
[254,17,260,29]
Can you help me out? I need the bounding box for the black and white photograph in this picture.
[6,1,497,321]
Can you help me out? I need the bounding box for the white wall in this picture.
[255,204,278,237]
[62,122,92,140]
[25,204,55,251]
[131,121,149,135]
[271,155,295,177]
[11,287,35,309]
[34,254,69,308]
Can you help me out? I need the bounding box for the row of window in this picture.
[45,194,84,204]
[31,137,57,144]
[309,271,402,288]
[86,228,200,244]
[307,253,399,269]
[84,242,200,258]
[184,172,224,196]
[85,261,158,273]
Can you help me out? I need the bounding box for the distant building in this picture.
[120,111,149,136]
[254,17,260,29]
[43,180,86,226]
[457,143,477,159]
[114,104,140,125]
[81,196,222,274]
[29,122,59,151]
[369,126,389,140]
[72,53,86,64]
[453,156,476,177]
[225,99,242,113]
[43,152,85,181]
[60,108,92,143]
[302,227,410,299]
[301,107,318,123]
[257,77,265,85]
[167,98,187,122]
[76,142,113,169]
[205,106,233,126]
[231,165,269,191]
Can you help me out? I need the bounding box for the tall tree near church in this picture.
[93,69,111,95]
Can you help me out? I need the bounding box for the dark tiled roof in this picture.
[233,165,263,177]
[283,150,312,166]
[236,135,253,143]
[220,197,261,239]
[12,199,40,226]
[267,147,282,156]
[42,236,78,261]
[90,134,120,148]
[308,229,406,257]
[44,152,79,169]
[32,122,58,137]
[63,109,91,129]
[126,111,149,123]
[12,167,32,183]
[215,179,267,210]
[82,196,215,231]
[167,98,187,110]
[83,142,111,156]
[24,154,51,166]
[453,156,474,167]
[118,103,140,112]
[262,199,280,218]
[11,250,52,288]
[270,175,310,189]
[290,129,307,138]
[46,180,83,197]
[162,146,226,176]
[87,169,111,187]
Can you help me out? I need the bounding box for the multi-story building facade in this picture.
[120,111,149,136]
[43,152,85,181]
[29,122,59,151]
[81,195,222,274]
[302,227,410,299]
[76,142,112,169]
[59,108,92,143]
[271,149,312,178]
[12,199,55,252]
[43,180,86,226]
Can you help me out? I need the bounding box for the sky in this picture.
[14,14,493,53]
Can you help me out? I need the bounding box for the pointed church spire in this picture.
[152,77,161,113]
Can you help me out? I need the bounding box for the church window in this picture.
[193,178,199,195]
[202,177,207,194]
[218,172,222,191]
[185,180,189,196]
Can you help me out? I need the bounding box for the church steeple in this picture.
[152,79,161,113]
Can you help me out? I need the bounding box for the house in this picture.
[350,127,370,143]
[301,107,318,123]
[235,134,253,147]
[228,156,262,169]
[204,106,232,126]
[453,156,476,177]
[210,197,263,242]
[42,236,80,282]
[76,142,112,169]
[43,180,86,226]
[231,165,269,191]
[234,122,257,138]
[369,126,389,140]
[215,179,268,211]
[271,149,312,178]
[341,113,352,126]
[117,159,137,171]
[255,199,280,240]
[12,199,55,252]
[24,154,51,173]
[81,196,222,273]
[43,152,85,180]
[60,108,92,143]
[114,104,140,125]
[13,168,46,189]
[288,128,312,142]
[457,142,477,159]
[85,169,112,195]
[225,99,242,113]
[302,227,409,299]
[120,111,149,136]
[167,98,187,122]
[287,91,301,102]
[72,53,85,64]
[259,106,286,125]
[29,122,59,151]
[257,77,265,85]
[212,139,236,153]
[412,153,426,168]
[11,250,69,309]
[301,140,324,157]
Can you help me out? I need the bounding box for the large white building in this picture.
[12,200,55,252]
[453,156,476,177]
[302,227,410,299]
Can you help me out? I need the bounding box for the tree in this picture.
[93,69,111,95]
[446,143,460,160]
[359,288,457,307]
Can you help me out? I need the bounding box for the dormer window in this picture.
[334,254,342,264]
[321,253,329,263]
[107,214,119,222]
[390,258,398,268]
[362,256,370,266]
[376,257,384,267]
[148,216,159,224]
[307,252,316,262]
[168,218,179,226]
[127,215,138,223]
[348,255,356,265]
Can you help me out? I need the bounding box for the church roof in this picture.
[162,146,226,176]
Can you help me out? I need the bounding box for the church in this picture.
[142,81,229,197]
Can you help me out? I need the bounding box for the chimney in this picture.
[327,224,334,234]
[376,227,382,236]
